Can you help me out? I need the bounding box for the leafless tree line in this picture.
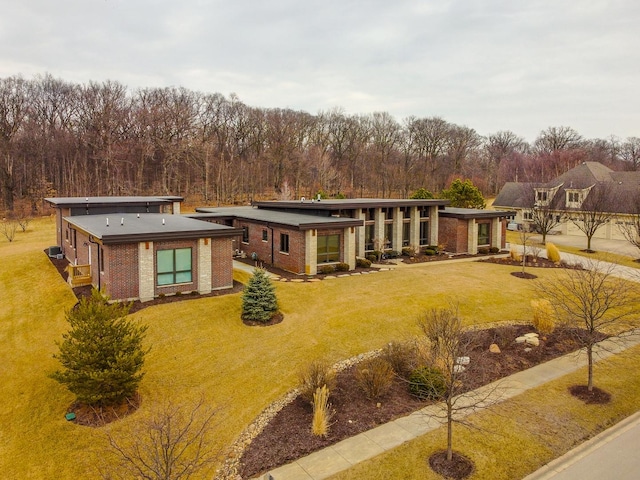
[1,74,638,212]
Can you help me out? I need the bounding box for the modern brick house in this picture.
[46,197,241,302]
[196,199,513,273]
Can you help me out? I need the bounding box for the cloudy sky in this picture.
[1,0,638,142]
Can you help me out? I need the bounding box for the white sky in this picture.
[1,0,638,142]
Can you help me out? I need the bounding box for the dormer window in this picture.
[566,188,588,209]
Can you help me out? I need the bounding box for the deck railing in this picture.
[67,264,92,287]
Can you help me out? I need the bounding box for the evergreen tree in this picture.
[51,289,148,406]
[441,179,486,208]
[242,269,279,323]
[409,187,434,199]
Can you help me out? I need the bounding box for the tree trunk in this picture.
[587,343,594,392]
[447,400,453,461]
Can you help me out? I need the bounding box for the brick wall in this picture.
[104,243,140,300]
[438,217,469,253]
[211,237,234,289]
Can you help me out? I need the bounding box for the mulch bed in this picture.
[239,325,603,479]
[429,450,475,480]
[568,385,612,404]
[68,393,142,427]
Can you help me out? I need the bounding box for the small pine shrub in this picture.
[355,357,394,399]
[489,246,500,254]
[318,264,336,274]
[366,254,377,263]
[356,257,372,268]
[336,262,350,272]
[241,269,279,323]
[408,366,446,400]
[478,247,490,255]
[546,242,561,263]
[425,249,436,256]
[381,340,420,379]
[531,299,556,334]
[311,385,332,437]
[299,359,336,404]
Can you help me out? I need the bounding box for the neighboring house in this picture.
[494,162,640,241]
[45,197,241,302]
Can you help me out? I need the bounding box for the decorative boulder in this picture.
[456,356,471,365]
[489,343,501,354]
[515,336,527,344]
[525,337,540,347]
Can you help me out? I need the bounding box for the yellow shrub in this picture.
[531,299,555,334]
[546,242,561,263]
[311,385,333,437]
[510,246,522,262]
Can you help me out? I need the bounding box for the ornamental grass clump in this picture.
[355,357,394,399]
[546,242,561,263]
[311,385,332,437]
[408,366,446,400]
[298,359,336,404]
[241,269,279,323]
[531,299,556,334]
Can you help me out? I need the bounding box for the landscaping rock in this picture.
[524,332,539,338]
[456,356,470,365]
[515,336,527,344]
[489,343,501,354]
[525,337,540,347]
[454,365,466,373]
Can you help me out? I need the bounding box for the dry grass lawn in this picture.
[1,217,638,479]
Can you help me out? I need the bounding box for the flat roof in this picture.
[194,206,363,229]
[46,196,183,208]
[440,207,516,219]
[64,213,241,244]
[253,198,449,210]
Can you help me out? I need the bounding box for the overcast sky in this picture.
[1,0,638,142]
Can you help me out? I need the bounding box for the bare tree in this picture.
[418,305,500,464]
[534,260,638,392]
[533,126,583,154]
[620,137,640,171]
[101,397,220,480]
[519,185,563,244]
[568,183,615,252]
[617,192,640,259]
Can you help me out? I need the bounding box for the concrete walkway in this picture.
[259,331,640,480]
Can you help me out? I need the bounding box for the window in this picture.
[419,221,429,245]
[157,248,192,285]
[317,234,340,263]
[242,226,249,243]
[385,223,393,249]
[568,192,580,202]
[420,207,429,218]
[262,229,268,241]
[477,223,490,246]
[523,210,534,221]
[280,233,290,253]
[364,224,375,251]
[402,222,410,247]
[536,190,548,202]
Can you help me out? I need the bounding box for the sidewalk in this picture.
[259,330,640,480]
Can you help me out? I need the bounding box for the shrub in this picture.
[478,247,490,255]
[174,290,182,296]
[355,357,394,399]
[299,359,336,404]
[546,242,561,263]
[428,245,439,253]
[489,246,500,254]
[356,257,372,268]
[401,247,412,256]
[336,262,350,272]
[382,340,420,379]
[311,385,332,437]
[510,246,522,262]
[241,268,279,323]
[372,250,383,261]
[366,254,377,263]
[408,366,446,400]
[425,249,436,256]
[318,264,336,274]
[531,299,556,334]
[387,250,401,259]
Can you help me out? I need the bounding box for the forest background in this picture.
[1,74,638,213]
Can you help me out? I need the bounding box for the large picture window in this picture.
[317,234,340,263]
[477,223,490,246]
[420,221,429,245]
[157,248,192,285]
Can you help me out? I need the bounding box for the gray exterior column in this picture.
[356,208,366,257]
[138,241,154,302]
[410,206,420,251]
[429,206,439,247]
[198,238,212,294]
[374,208,386,251]
[392,207,403,252]
[305,229,318,275]
[343,226,356,270]
[467,219,478,254]
[491,219,502,251]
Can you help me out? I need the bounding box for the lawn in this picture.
[0,218,635,479]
